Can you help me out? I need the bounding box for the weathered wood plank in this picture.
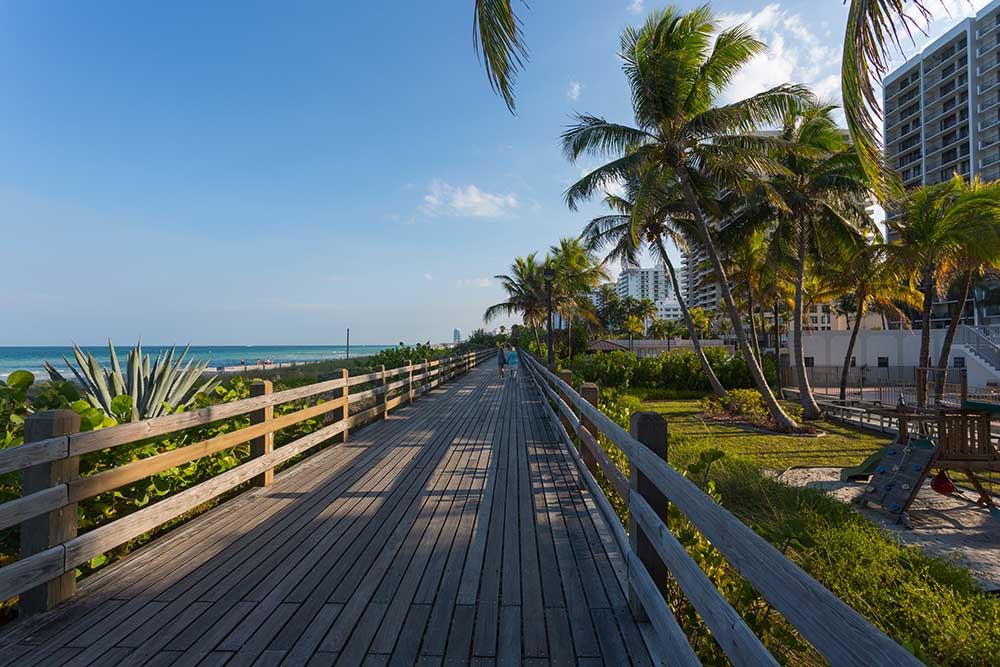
[0,485,67,532]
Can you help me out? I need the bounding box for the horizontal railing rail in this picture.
[522,352,920,667]
[1,349,494,614]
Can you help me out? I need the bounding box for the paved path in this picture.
[0,365,656,666]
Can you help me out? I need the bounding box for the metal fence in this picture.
[779,365,981,406]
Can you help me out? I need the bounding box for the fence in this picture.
[780,364,980,406]
[0,349,492,614]
[522,353,919,667]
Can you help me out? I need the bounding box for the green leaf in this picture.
[110,394,133,416]
[6,370,34,390]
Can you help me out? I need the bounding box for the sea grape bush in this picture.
[569,349,777,393]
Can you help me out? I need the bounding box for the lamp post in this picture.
[543,267,556,366]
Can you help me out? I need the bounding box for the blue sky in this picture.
[0,1,990,345]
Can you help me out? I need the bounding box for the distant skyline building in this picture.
[453,328,461,344]
[616,266,671,303]
[680,247,719,313]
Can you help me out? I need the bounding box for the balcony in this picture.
[885,124,920,147]
[924,45,967,78]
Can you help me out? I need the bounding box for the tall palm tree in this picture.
[736,102,874,418]
[562,6,808,430]
[886,177,1000,405]
[484,254,547,352]
[549,238,608,359]
[582,180,729,397]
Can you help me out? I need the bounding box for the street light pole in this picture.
[543,267,555,366]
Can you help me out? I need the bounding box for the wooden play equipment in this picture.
[858,403,1000,511]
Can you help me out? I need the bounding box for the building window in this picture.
[850,356,857,367]
[804,357,814,367]
[877,356,889,368]
[953,356,966,368]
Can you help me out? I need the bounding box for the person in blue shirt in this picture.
[496,344,507,380]
[507,346,519,378]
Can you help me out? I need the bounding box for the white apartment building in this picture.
[882,0,1000,326]
[616,266,670,302]
[680,248,718,312]
[655,299,682,321]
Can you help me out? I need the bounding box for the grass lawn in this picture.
[637,397,893,469]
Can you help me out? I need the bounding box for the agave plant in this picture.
[45,340,221,421]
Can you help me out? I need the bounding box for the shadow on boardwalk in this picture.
[0,365,656,666]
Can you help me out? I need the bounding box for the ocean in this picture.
[0,345,397,380]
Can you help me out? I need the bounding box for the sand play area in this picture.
[777,467,1000,592]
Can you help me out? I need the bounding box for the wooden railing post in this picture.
[339,368,350,442]
[249,381,274,487]
[628,411,670,622]
[406,359,414,404]
[20,410,81,614]
[580,383,600,478]
[378,365,388,418]
[961,368,969,404]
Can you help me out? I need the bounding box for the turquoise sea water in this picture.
[0,345,396,380]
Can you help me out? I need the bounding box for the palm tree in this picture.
[549,238,608,359]
[932,177,1000,401]
[664,320,686,351]
[581,178,729,397]
[484,254,547,352]
[647,318,670,340]
[885,177,1000,406]
[563,7,807,429]
[623,314,644,350]
[746,102,875,419]
[718,227,769,366]
[828,245,920,401]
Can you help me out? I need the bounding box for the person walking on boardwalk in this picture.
[496,344,507,380]
[507,346,519,379]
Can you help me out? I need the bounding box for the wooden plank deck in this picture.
[0,364,657,666]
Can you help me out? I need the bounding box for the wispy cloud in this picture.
[566,80,582,102]
[420,179,518,218]
[457,277,493,288]
[424,272,433,281]
[717,4,839,109]
[627,0,644,15]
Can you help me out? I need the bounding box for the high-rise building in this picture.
[680,247,719,312]
[883,0,1000,325]
[883,0,1000,214]
[453,328,461,344]
[616,266,671,302]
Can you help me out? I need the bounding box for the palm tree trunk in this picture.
[532,321,543,357]
[659,243,727,398]
[917,266,935,407]
[773,298,783,397]
[840,292,865,401]
[678,174,798,430]
[567,315,573,360]
[794,228,822,419]
[934,269,973,403]
[747,279,763,367]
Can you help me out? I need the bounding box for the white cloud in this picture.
[566,80,582,102]
[627,0,644,15]
[420,179,518,218]
[457,277,493,288]
[716,4,839,110]
[424,272,433,281]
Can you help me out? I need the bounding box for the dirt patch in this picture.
[777,467,1000,592]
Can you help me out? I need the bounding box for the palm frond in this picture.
[474,0,528,113]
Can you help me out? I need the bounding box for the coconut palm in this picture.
[737,101,874,418]
[932,177,1000,401]
[548,238,608,359]
[484,254,547,352]
[886,177,1000,405]
[581,179,729,397]
[827,245,920,401]
[647,318,671,340]
[563,6,809,429]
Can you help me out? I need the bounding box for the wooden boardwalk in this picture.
[0,364,657,666]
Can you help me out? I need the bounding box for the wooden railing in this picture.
[522,353,921,667]
[0,349,493,615]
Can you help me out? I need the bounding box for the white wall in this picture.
[790,330,1000,387]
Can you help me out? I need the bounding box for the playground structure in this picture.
[841,401,1000,515]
